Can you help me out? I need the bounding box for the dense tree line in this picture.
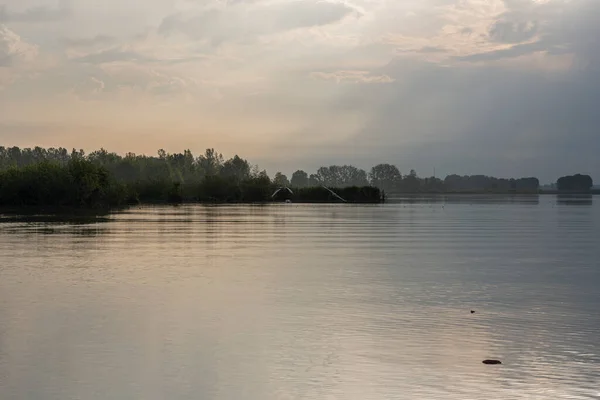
[0,146,384,207]
[289,164,539,194]
[0,158,126,208]
[556,174,593,192]
[443,174,540,193]
[2,146,595,209]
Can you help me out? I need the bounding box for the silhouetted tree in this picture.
[0,158,126,208]
[369,164,402,192]
[221,155,251,182]
[557,174,593,192]
[197,148,223,177]
[401,169,420,192]
[308,174,320,187]
[316,165,368,187]
[290,170,309,188]
[273,172,290,187]
[443,174,539,192]
[420,177,445,192]
[2,144,557,206]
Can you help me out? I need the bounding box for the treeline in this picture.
[442,175,540,193]
[287,166,540,193]
[0,147,541,193]
[0,146,383,207]
[0,146,595,209]
[0,158,126,208]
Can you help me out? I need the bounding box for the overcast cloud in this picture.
[0,0,598,182]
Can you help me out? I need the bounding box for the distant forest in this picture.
[0,146,595,208]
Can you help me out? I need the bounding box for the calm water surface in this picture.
[1,196,599,399]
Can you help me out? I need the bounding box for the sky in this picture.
[0,0,598,182]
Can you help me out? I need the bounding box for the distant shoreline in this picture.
[1,192,596,216]
[384,190,599,196]
[2,146,595,207]
[538,190,600,195]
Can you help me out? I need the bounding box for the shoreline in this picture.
[385,191,599,196]
[0,192,596,217]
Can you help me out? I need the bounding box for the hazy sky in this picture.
[0,0,598,181]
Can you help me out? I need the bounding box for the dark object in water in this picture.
[482,360,502,365]
[471,310,475,314]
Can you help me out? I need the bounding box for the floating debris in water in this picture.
[482,360,502,365]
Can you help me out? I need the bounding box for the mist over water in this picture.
[1,197,599,399]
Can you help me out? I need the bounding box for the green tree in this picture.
[402,169,420,192]
[273,172,290,187]
[557,174,593,191]
[317,165,369,187]
[221,155,251,181]
[197,148,223,177]
[290,170,309,188]
[369,164,402,192]
[308,174,320,186]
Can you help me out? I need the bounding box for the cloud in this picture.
[71,76,105,99]
[396,45,447,55]
[310,70,394,84]
[309,51,600,181]
[457,0,600,67]
[70,63,202,99]
[73,47,151,64]
[1,0,599,182]
[0,24,38,66]
[0,0,71,23]
[158,0,359,45]
[64,35,115,48]
[489,19,539,43]
[70,44,210,66]
[454,40,547,62]
[418,46,447,53]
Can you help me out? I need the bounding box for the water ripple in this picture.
[1,199,599,399]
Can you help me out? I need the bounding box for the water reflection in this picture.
[389,194,541,205]
[0,210,110,236]
[0,213,110,224]
[556,194,594,206]
[1,201,599,399]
